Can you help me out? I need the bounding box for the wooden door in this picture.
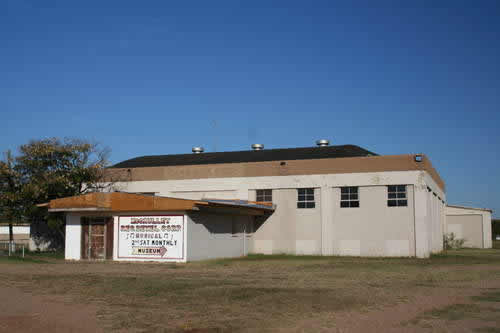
[90,223,106,259]
[105,217,114,260]
[81,217,110,260]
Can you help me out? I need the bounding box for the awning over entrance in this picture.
[44,192,275,216]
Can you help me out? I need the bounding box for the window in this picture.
[387,185,407,207]
[297,188,315,208]
[340,187,359,208]
[256,189,272,203]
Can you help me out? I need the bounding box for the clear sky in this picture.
[1,1,499,217]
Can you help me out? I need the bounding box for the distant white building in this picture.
[445,205,492,248]
[0,223,50,251]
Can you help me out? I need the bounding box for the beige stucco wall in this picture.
[249,188,322,255]
[332,185,415,257]
[445,206,492,249]
[112,170,444,258]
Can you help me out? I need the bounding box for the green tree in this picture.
[0,138,114,249]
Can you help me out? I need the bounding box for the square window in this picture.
[297,188,315,209]
[388,185,407,207]
[256,189,272,203]
[340,186,359,208]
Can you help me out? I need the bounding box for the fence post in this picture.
[22,245,25,258]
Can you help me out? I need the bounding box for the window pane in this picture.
[306,202,315,208]
[297,202,306,209]
[298,195,305,201]
[350,194,358,200]
[306,195,314,201]
[306,188,314,195]
[264,189,272,196]
[341,187,349,194]
[398,200,408,207]
[340,201,349,208]
[388,193,396,199]
[341,194,349,201]
[298,189,305,195]
[351,201,360,208]
[350,187,358,193]
[397,185,406,192]
[388,185,397,192]
[388,200,397,207]
[397,192,406,199]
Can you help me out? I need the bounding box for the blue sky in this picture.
[1,1,499,216]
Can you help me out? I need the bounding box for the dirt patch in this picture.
[0,284,101,333]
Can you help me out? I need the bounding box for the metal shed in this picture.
[445,205,493,249]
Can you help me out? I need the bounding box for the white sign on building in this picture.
[117,215,184,260]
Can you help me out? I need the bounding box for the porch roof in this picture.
[43,192,275,216]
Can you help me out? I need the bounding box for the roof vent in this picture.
[251,144,264,151]
[316,139,330,147]
[192,147,204,154]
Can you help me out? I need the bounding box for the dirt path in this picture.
[0,284,101,333]
[287,279,500,333]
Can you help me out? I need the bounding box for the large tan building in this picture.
[89,142,447,259]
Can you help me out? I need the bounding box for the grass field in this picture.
[1,249,500,332]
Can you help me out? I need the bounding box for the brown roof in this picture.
[46,192,274,216]
[107,154,445,192]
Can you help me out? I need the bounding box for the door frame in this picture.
[81,217,113,260]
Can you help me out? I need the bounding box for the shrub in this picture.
[444,233,466,250]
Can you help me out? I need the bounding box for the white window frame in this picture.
[297,188,315,209]
[340,187,360,208]
[387,185,408,207]
[256,189,272,203]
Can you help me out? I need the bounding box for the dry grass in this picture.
[1,249,500,332]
